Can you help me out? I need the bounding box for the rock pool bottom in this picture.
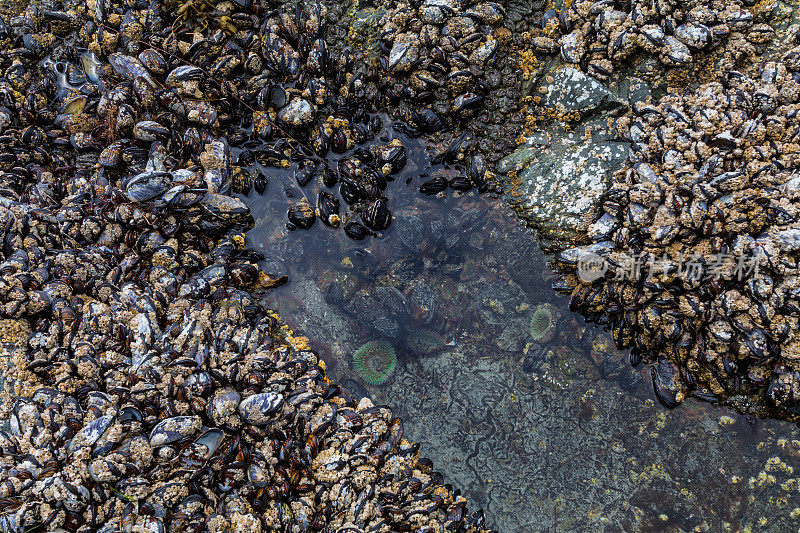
[246,183,800,531]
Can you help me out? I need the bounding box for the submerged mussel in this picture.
[287,200,316,229]
[419,175,448,195]
[317,190,340,227]
[344,221,372,240]
[358,199,389,232]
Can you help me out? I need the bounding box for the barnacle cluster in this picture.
[530,0,775,80]
[165,0,236,34]
[554,51,800,419]
[374,0,505,119]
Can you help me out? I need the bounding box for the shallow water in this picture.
[241,118,800,531]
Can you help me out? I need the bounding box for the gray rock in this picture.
[501,68,630,247]
[545,67,624,117]
[278,98,315,128]
[351,7,387,35]
[351,292,402,338]
[502,122,629,246]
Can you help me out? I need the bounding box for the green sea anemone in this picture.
[530,304,557,343]
[404,329,446,357]
[352,340,397,386]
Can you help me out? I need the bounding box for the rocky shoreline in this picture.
[2,0,800,529]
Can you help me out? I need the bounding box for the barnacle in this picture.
[167,0,236,34]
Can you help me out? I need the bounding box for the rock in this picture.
[350,7,387,50]
[351,292,402,338]
[278,98,315,128]
[501,68,632,248]
[496,132,550,174]
[622,76,652,106]
[545,67,624,117]
[502,120,629,247]
[406,279,437,324]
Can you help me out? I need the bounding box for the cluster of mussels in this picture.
[531,0,774,80]
[374,0,504,118]
[0,0,492,530]
[273,113,492,241]
[553,50,800,419]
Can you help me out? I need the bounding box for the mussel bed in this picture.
[0,0,493,530]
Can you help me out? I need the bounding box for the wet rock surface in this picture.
[253,187,800,531]
[544,66,625,116]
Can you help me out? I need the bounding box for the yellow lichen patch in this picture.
[765,456,794,475]
[749,471,777,489]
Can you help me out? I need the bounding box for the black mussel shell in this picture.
[651,359,684,409]
[412,108,446,134]
[629,347,642,366]
[269,85,287,108]
[469,154,487,186]
[322,167,338,188]
[287,201,316,229]
[370,115,383,134]
[352,147,373,164]
[331,129,348,154]
[339,177,365,204]
[438,130,474,164]
[419,175,448,195]
[21,125,46,146]
[254,175,268,195]
[352,123,373,144]
[317,190,340,227]
[375,144,406,174]
[363,167,387,190]
[230,262,259,286]
[231,167,253,195]
[98,142,123,167]
[258,86,279,109]
[362,198,391,231]
[338,157,359,180]
[235,147,255,166]
[312,124,330,155]
[452,92,484,114]
[449,176,473,191]
[295,160,315,187]
[344,221,372,240]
